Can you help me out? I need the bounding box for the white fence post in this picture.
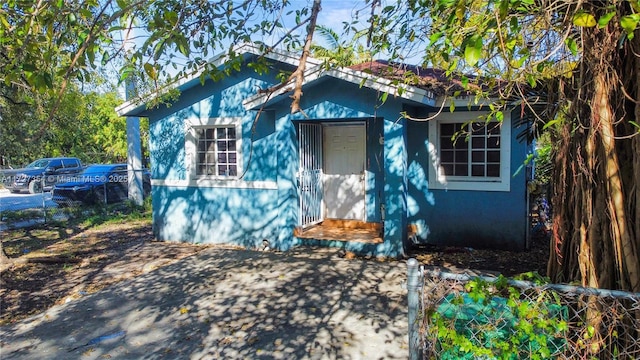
[407,258,423,360]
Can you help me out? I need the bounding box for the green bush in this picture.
[429,275,567,360]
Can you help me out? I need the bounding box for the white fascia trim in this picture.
[230,43,322,68]
[243,63,326,110]
[243,65,437,110]
[329,68,437,105]
[434,95,496,109]
[116,42,322,116]
[428,111,511,192]
[151,178,278,190]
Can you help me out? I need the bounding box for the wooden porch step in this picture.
[294,219,383,244]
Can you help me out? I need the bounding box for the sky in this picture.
[243,0,375,52]
[116,0,414,98]
[316,0,371,32]
[270,1,423,64]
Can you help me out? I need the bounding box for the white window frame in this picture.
[185,117,243,180]
[428,111,511,192]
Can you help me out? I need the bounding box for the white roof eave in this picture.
[242,65,437,111]
[116,43,323,117]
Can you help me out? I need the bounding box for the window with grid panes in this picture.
[195,126,238,176]
[439,121,501,178]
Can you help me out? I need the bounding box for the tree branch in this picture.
[289,0,321,114]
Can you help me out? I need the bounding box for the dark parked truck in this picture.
[52,164,151,205]
[1,157,84,194]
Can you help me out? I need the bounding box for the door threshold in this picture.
[294,219,383,244]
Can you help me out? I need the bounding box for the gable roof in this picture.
[242,60,438,110]
[116,44,440,117]
[349,60,476,96]
[116,43,323,117]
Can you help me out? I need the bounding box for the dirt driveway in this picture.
[0,246,408,359]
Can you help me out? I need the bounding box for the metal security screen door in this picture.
[298,123,324,228]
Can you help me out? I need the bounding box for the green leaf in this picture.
[43,73,53,88]
[80,9,92,18]
[565,37,578,55]
[380,92,388,104]
[536,61,547,72]
[177,38,189,56]
[598,12,616,28]
[461,76,469,88]
[0,14,9,29]
[515,54,529,68]
[543,117,561,130]
[498,0,509,19]
[573,12,597,27]
[620,15,640,38]
[87,46,95,66]
[464,35,482,66]
[429,31,443,45]
[164,11,178,25]
[143,63,157,80]
[101,51,110,66]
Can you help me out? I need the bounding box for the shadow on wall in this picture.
[152,180,279,250]
[150,74,274,181]
[0,249,408,359]
[149,74,282,249]
[151,118,280,249]
[150,111,189,181]
[406,120,436,242]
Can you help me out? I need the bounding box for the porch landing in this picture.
[294,219,383,244]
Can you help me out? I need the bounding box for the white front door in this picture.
[323,124,366,220]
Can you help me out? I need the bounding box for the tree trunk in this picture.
[546,20,640,357]
[547,18,640,293]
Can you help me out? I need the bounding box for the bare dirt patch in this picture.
[0,220,209,325]
[1,220,549,326]
[409,235,550,277]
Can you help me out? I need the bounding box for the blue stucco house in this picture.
[116,44,534,258]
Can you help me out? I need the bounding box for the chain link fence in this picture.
[407,262,640,360]
[1,171,148,232]
[1,186,97,232]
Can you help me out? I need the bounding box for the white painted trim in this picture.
[116,42,323,116]
[434,95,495,109]
[185,117,243,180]
[328,68,436,105]
[151,178,278,189]
[242,63,324,109]
[428,111,511,192]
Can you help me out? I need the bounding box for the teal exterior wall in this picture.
[139,59,531,256]
[405,108,530,250]
[269,77,406,257]
[151,186,279,247]
[146,67,283,248]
